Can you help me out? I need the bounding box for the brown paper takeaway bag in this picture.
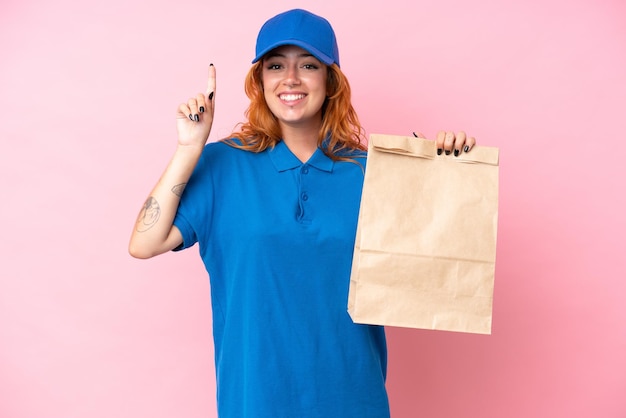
[348,134,499,334]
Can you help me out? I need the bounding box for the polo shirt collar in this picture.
[269,140,335,173]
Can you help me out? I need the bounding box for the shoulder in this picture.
[197,138,251,162]
[326,142,368,163]
[338,147,367,159]
[336,148,368,169]
[193,138,271,180]
[203,138,242,154]
[187,140,239,180]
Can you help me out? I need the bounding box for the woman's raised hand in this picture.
[175,64,216,148]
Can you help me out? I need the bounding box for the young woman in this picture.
[129,9,475,418]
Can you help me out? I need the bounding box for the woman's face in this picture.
[261,45,328,131]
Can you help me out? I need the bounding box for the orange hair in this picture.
[226,62,366,160]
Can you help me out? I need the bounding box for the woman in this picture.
[129,9,475,418]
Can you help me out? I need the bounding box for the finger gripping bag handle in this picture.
[370,134,499,166]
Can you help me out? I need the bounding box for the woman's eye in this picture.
[303,64,318,70]
[267,64,281,70]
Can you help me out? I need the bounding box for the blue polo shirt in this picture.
[174,140,389,418]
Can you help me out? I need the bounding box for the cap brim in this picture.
[252,40,334,66]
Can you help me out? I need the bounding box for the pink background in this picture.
[1,0,625,417]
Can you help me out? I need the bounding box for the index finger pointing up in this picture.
[207,63,216,98]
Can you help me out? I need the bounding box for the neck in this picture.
[280,123,320,163]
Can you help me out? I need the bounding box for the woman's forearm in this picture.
[128,144,204,259]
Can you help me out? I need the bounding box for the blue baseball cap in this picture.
[252,9,340,67]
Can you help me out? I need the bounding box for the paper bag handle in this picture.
[370,134,499,166]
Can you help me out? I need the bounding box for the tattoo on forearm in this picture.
[171,183,187,197]
[136,196,160,232]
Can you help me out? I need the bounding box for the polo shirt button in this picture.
[301,192,308,201]
[302,167,309,174]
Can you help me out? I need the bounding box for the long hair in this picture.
[226,62,367,160]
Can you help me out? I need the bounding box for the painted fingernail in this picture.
[210,63,214,67]
[437,148,443,155]
[464,145,470,152]
[194,114,199,122]
[199,106,205,113]
[189,114,193,121]
[454,149,460,157]
[445,150,451,155]
[208,92,214,100]
[413,132,418,137]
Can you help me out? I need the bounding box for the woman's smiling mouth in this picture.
[279,93,306,103]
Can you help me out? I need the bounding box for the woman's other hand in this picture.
[435,131,476,157]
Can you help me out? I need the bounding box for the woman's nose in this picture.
[283,66,301,86]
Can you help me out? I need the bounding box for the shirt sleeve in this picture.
[172,212,196,252]
[172,143,216,251]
